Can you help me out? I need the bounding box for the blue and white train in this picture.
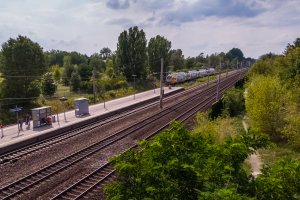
[166,68,215,84]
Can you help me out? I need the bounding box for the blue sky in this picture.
[0,0,299,58]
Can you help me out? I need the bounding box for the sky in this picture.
[0,0,299,59]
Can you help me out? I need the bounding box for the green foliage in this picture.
[248,57,276,77]
[223,88,245,117]
[116,26,147,80]
[100,47,112,59]
[27,80,41,97]
[148,35,171,73]
[226,48,244,62]
[52,65,61,83]
[44,50,67,67]
[70,71,81,92]
[245,76,287,141]
[169,49,184,71]
[77,63,92,80]
[41,72,56,96]
[209,99,224,120]
[0,35,45,101]
[198,188,250,200]
[283,112,300,151]
[194,113,243,144]
[89,54,105,72]
[61,55,74,86]
[246,38,300,150]
[105,121,270,199]
[255,158,300,200]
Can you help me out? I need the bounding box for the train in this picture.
[166,68,215,84]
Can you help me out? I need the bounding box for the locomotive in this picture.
[166,68,215,84]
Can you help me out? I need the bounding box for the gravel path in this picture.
[243,116,262,178]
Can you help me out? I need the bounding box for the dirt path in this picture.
[243,116,262,178]
[249,153,261,178]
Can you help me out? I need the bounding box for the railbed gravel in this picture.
[0,80,224,199]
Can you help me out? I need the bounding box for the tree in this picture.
[70,71,81,92]
[89,54,105,72]
[116,26,147,80]
[223,88,245,117]
[105,121,270,199]
[284,38,300,54]
[77,63,92,81]
[41,72,56,96]
[248,56,277,77]
[185,56,196,69]
[245,76,287,141]
[226,48,244,62]
[147,35,171,73]
[52,65,61,83]
[44,50,68,67]
[169,49,184,71]
[0,35,46,100]
[61,55,74,86]
[255,158,300,199]
[100,47,112,59]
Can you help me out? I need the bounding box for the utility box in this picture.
[31,106,52,128]
[74,98,89,117]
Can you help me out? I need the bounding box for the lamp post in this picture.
[132,74,137,100]
[9,105,22,135]
[60,97,68,121]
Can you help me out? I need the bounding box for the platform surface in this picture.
[0,87,182,152]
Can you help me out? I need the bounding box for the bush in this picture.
[223,88,245,117]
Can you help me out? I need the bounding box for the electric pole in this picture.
[216,58,221,102]
[160,58,164,109]
[93,69,96,104]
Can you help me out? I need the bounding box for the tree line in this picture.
[246,38,300,150]
[0,26,253,108]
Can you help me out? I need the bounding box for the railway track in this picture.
[49,70,246,199]
[0,70,246,199]
[0,71,224,163]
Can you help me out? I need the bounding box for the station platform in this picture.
[0,86,184,155]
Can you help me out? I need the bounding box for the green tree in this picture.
[70,71,81,92]
[223,88,245,117]
[185,56,196,69]
[116,26,147,80]
[255,158,300,200]
[44,50,67,67]
[226,48,244,62]
[105,121,269,199]
[61,55,74,86]
[27,80,41,98]
[77,63,92,81]
[100,47,112,59]
[89,54,105,72]
[41,72,56,96]
[245,76,287,141]
[52,65,61,83]
[69,51,88,65]
[169,49,184,71]
[148,35,171,73]
[0,35,46,100]
[248,54,278,77]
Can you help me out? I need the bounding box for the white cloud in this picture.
[0,0,299,58]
